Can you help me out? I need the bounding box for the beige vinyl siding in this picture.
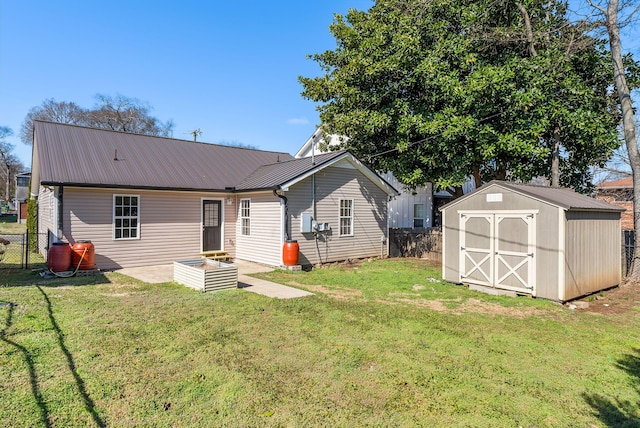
[234,192,282,266]
[563,211,621,300]
[37,185,56,254]
[61,187,236,269]
[287,164,388,265]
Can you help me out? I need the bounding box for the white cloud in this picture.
[287,117,309,125]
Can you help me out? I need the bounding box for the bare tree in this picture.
[85,94,174,137]
[0,127,24,206]
[587,0,640,276]
[20,99,84,145]
[20,95,174,145]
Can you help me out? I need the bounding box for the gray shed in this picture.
[440,181,623,302]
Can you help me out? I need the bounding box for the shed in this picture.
[440,181,624,302]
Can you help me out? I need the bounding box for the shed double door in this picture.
[459,212,536,294]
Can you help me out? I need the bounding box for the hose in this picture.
[48,248,87,278]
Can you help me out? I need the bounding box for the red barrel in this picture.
[72,240,95,270]
[282,240,299,266]
[47,242,72,272]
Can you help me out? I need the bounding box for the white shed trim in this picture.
[557,208,566,302]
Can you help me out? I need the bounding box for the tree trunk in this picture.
[551,129,561,187]
[605,0,640,277]
[4,164,9,207]
[473,168,483,188]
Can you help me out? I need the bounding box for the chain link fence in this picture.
[0,231,47,270]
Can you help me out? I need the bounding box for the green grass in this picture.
[0,215,26,234]
[0,259,639,427]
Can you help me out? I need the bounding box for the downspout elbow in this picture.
[273,188,290,241]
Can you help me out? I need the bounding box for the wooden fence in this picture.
[623,230,634,276]
[389,228,442,263]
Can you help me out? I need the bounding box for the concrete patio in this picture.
[116,259,313,299]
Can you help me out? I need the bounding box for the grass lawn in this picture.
[1,259,639,427]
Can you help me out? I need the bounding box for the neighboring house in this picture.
[595,176,633,230]
[15,172,30,224]
[30,121,397,270]
[295,128,474,229]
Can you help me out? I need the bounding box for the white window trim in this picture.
[339,198,354,237]
[113,194,140,240]
[240,198,251,237]
[413,203,425,228]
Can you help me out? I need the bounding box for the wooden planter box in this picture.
[173,259,238,292]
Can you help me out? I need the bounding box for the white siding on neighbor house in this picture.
[234,192,282,266]
[60,187,236,270]
[286,163,388,265]
[383,172,434,228]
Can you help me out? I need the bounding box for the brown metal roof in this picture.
[236,151,347,191]
[441,180,625,212]
[33,121,294,191]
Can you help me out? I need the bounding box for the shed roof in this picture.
[440,180,625,212]
[32,121,294,192]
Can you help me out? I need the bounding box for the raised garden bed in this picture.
[173,259,238,292]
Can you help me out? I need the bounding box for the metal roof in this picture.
[441,180,625,212]
[236,151,347,190]
[236,150,398,196]
[33,121,294,191]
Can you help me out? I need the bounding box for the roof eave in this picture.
[279,152,398,196]
[38,181,236,193]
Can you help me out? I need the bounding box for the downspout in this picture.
[273,189,290,241]
[56,185,64,242]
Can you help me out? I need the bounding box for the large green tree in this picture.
[300,0,622,194]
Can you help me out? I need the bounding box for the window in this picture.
[339,199,353,236]
[16,176,29,187]
[113,195,139,239]
[240,199,250,236]
[413,204,424,228]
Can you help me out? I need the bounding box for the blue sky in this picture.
[0,0,372,167]
[1,1,638,170]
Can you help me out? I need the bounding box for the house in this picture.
[595,176,633,230]
[30,121,397,270]
[441,181,623,302]
[295,128,475,229]
[15,172,30,224]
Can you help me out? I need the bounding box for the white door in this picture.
[460,212,535,294]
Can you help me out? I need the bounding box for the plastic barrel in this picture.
[282,240,299,266]
[72,240,95,270]
[47,242,72,272]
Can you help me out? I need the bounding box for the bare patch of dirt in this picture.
[384,297,546,318]
[286,281,363,300]
[573,279,640,315]
[100,292,132,297]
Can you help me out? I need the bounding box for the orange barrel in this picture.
[72,240,95,270]
[47,242,72,272]
[282,240,299,266]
